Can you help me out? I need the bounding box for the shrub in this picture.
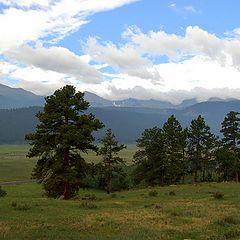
[148,190,158,197]
[82,194,97,201]
[0,186,7,198]
[79,201,97,209]
[213,192,224,199]
[110,193,117,198]
[169,191,176,196]
[11,201,31,211]
[216,215,240,226]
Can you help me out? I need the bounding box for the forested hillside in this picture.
[1,99,240,144]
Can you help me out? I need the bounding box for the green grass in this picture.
[0,144,137,182]
[0,145,37,182]
[1,183,240,239]
[1,145,240,239]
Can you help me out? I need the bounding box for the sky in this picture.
[1,0,240,104]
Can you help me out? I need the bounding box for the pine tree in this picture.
[134,127,167,185]
[26,85,103,199]
[187,115,217,183]
[220,111,240,182]
[162,115,186,183]
[97,129,126,194]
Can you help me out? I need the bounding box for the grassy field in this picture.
[1,183,240,239]
[1,145,240,239]
[0,144,137,182]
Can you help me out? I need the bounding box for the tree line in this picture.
[26,85,240,200]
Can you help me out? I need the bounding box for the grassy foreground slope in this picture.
[1,145,240,239]
[1,183,240,239]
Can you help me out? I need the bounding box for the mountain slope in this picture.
[1,100,240,144]
[0,84,44,108]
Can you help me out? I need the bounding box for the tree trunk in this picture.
[107,177,112,194]
[236,171,239,183]
[63,147,70,200]
[202,168,205,182]
[182,174,185,184]
[63,181,70,200]
[193,171,198,183]
[160,172,164,186]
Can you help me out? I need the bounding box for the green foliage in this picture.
[148,189,158,197]
[220,111,240,182]
[212,192,224,199]
[82,194,97,201]
[134,126,166,185]
[25,85,103,199]
[134,115,187,186]
[96,129,126,194]
[187,115,217,182]
[216,215,240,226]
[169,191,176,196]
[0,186,7,197]
[79,201,98,209]
[11,201,31,211]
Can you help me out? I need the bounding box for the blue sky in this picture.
[1,0,240,103]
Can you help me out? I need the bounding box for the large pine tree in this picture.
[26,85,103,199]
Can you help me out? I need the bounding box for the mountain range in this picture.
[0,83,44,109]
[0,83,240,144]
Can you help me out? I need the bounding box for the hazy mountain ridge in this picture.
[0,83,44,109]
[1,99,240,144]
[0,83,240,144]
[0,83,238,110]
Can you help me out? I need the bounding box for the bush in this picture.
[169,191,176,196]
[79,201,97,209]
[11,201,31,211]
[148,190,158,197]
[0,186,7,198]
[213,192,224,199]
[82,194,97,201]
[216,215,240,226]
[110,193,117,198]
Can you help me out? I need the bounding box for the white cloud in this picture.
[0,0,139,51]
[6,45,102,84]
[183,6,197,13]
[169,3,198,14]
[124,25,240,70]
[77,55,240,103]
[85,37,164,84]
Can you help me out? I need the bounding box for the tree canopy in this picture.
[26,85,103,199]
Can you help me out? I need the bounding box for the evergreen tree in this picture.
[187,115,217,183]
[134,127,167,185]
[215,146,236,181]
[220,111,240,181]
[162,115,186,183]
[97,129,126,194]
[26,85,103,199]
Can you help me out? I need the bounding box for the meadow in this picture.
[1,145,240,240]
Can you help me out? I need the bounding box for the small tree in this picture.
[97,129,126,194]
[26,85,103,199]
